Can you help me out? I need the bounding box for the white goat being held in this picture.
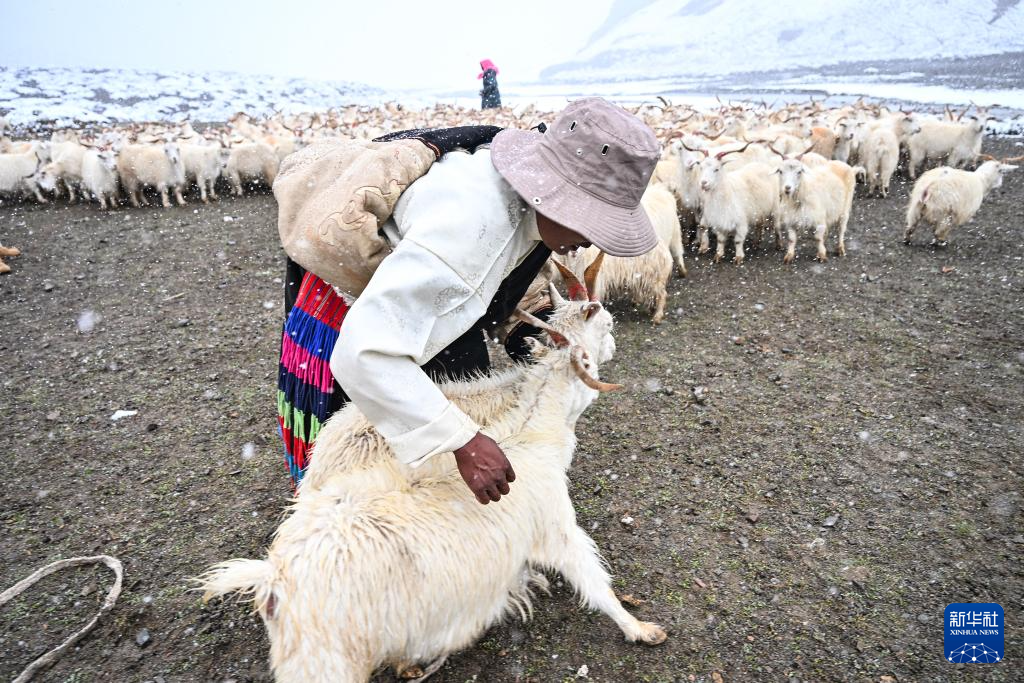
[199,261,667,683]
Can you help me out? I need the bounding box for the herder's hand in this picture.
[454,432,516,505]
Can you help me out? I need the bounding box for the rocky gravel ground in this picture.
[1,139,1022,682]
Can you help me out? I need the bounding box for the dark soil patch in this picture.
[1,140,1022,682]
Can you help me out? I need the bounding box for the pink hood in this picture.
[477,59,499,79]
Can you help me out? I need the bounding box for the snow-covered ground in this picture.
[543,0,1024,83]
[2,64,1022,135]
[0,66,385,127]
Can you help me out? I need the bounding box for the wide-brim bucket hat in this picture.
[490,97,660,257]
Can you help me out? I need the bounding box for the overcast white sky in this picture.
[2,0,615,91]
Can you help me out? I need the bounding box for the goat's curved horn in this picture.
[796,143,816,160]
[715,141,751,160]
[978,153,997,161]
[551,259,589,301]
[704,126,726,141]
[680,141,708,155]
[583,252,604,302]
[547,281,566,309]
[513,308,569,348]
[1002,155,1024,163]
[571,347,623,392]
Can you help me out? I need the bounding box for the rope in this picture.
[0,555,123,683]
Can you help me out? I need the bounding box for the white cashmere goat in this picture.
[81,149,121,208]
[907,115,987,178]
[181,143,222,202]
[562,184,684,324]
[904,159,1020,245]
[117,142,186,208]
[200,282,667,683]
[0,149,47,203]
[225,142,279,196]
[860,126,899,197]
[694,145,778,264]
[666,136,708,241]
[43,140,86,200]
[776,158,861,263]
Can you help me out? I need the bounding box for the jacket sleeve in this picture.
[328,235,487,467]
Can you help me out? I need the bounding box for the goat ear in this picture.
[582,302,602,321]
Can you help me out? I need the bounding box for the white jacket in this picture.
[329,149,542,467]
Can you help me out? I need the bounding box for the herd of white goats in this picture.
[1,100,1020,291]
[2,101,1019,680]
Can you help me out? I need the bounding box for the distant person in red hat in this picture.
[478,59,501,109]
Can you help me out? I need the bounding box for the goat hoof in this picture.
[399,655,447,682]
[783,255,794,265]
[733,256,744,265]
[398,665,425,679]
[633,622,668,646]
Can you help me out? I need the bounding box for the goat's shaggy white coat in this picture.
[80,149,120,208]
[181,143,223,203]
[225,142,279,196]
[117,143,186,207]
[905,161,1019,244]
[776,159,861,263]
[697,157,778,264]
[561,184,683,324]
[0,149,47,203]
[861,126,899,197]
[200,297,666,683]
[907,117,985,178]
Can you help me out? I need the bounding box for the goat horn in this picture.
[1002,155,1024,162]
[551,259,589,301]
[978,153,996,161]
[583,252,604,302]
[796,143,816,159]
[715,141,751,160]
[513,308,569,348]
[571,347,622,393]
[681,141,707,155]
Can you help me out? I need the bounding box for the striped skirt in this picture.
[277,272,350,488]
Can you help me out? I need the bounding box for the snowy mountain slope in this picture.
[542,0,1024,82]
[0,66,382,125]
